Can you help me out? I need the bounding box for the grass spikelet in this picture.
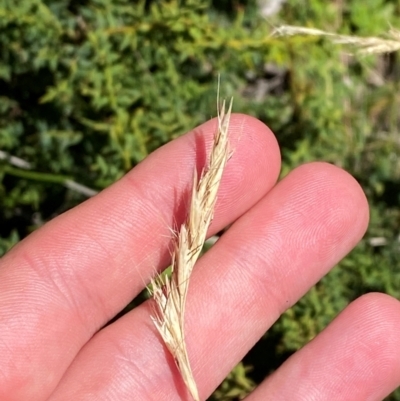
[150,96,233,401]
[273,25,400,55]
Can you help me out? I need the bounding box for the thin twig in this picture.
[0,150,98,197]
[273,25,400,55]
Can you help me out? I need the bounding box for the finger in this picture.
[0,114,280,401]
[246,293,400,401]
[47,162,369,400]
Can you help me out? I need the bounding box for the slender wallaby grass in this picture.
[150,97,233,401]
[273,25,400,55]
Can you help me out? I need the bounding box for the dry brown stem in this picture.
[150,97,232,401]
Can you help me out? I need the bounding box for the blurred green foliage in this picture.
[1,0,400,399]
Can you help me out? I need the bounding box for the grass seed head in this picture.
[150,96,232,401]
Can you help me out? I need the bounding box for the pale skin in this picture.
[1,114,400,401]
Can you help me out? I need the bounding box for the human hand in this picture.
[1,115,399,401]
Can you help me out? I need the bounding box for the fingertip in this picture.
[331,292,400,397]
[348,292,400,352]
[215,113,281,215]
[200,112,281,183]
[286,161,370,246]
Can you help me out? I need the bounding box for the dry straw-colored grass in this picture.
[273,25,400,55]
[150,96,232,401]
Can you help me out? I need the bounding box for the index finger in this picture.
[0,114,280,401]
